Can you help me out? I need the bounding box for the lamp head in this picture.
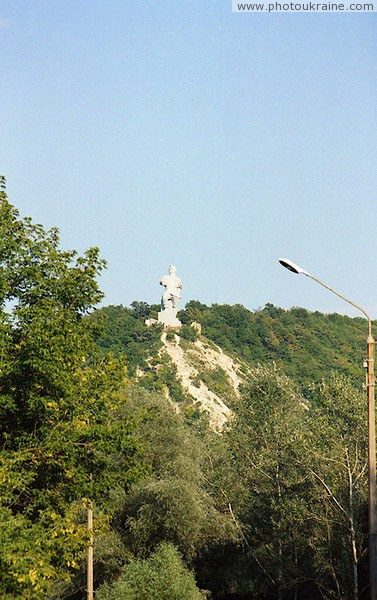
[279,258,309,276]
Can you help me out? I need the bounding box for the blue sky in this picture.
[2,2,377,319]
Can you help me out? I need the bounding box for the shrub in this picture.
[96,542,205,600]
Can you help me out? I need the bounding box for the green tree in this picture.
[0,185,145,597]
[109,385,236,563]
[213,368,368,600]
[304,375,368,600]
[222,365,315,600]
[0,183,106,438]
[96,542,205,600]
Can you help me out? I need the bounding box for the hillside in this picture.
[92,301,369,390]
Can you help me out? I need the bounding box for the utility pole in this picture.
[87,502,94,600]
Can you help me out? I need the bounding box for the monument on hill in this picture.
[158,265,182,328]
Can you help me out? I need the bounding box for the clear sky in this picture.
[2,2,377,319]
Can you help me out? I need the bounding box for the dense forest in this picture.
[0,183,374,599]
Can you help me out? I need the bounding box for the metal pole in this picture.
[307,274,377,600]
[305,273,377,600]
[87,503,94,600]
[367,334,377,600]
[279,259,377,599]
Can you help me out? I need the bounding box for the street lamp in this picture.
[279,257,377,600]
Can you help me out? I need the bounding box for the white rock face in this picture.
[161,333,246,431]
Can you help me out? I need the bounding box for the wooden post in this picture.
[87,503,94,600]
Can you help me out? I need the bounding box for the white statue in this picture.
[160,265,182,310]
[158,265,182,328]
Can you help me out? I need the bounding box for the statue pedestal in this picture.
[158,308,182,328]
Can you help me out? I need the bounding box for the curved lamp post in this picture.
[279,258,377,600]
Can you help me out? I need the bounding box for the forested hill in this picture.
[91,300,368,388]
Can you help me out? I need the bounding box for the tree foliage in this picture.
[108,385,237,564]
[96,542,205,600]
[91,304,162,375]
[202,367,369,600]
[179,301,367,388]
[0,186,144,596]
